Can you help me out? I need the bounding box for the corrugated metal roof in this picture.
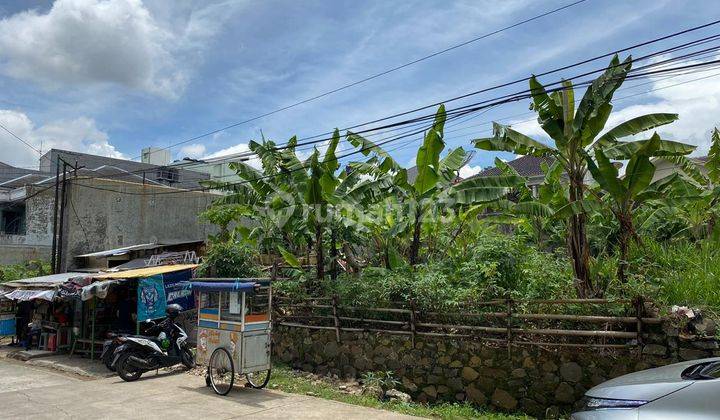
[93,264,198,279]
[75,240,204,258]
[3,272,88,289]
[75,243,160,258]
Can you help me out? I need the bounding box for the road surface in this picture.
[0,359,415,419]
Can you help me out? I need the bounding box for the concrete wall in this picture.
[60,178,219,270]
[0,185,54,264]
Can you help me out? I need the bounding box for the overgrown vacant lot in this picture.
[273,231,720,313]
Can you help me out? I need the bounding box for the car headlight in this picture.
[579,396,648,411]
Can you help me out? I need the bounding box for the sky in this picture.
[1,0,720,178]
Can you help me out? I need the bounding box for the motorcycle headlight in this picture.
[579,396,648,411]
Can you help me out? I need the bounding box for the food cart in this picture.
[192,279,272,395]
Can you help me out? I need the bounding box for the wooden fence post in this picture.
[635,296,644,352]
[332,295,341,343]
[409,299,417,349]
[506,296,513,359]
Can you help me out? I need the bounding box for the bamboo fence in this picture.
[273,296,662,351]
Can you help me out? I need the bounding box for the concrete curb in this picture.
[26,358,115,379]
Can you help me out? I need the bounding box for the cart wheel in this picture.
[208,347,234,395]
[246,369,271,389]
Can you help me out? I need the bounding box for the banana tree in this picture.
[351,105,522,265]
[473,55,684,297]
[584,133,695,281]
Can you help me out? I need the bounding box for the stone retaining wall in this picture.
[273,318,718,417]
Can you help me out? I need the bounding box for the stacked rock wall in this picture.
[273,319,718,416]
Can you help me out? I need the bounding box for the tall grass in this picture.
[629,240,720,310]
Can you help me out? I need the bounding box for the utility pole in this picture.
[50,159,60,274]
[55,158,84,273]
[55,159,68,274]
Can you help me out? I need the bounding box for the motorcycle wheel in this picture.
[208,347,234,396]
[181,348,196,369]
[104,359,117,372]
[116,353,143,382]
[245,369,271,389]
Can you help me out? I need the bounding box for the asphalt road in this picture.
[0,359,415,419]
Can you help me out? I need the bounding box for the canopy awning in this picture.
[3,289,55,301]
[192,281,256,294]
[93,264,198,279]
[3,272,87,289]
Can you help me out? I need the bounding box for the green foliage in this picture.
[361,371,400,392]
[306,230,576,310]
[269,364,529,419]
[198,241,261,278]
[626,240,720,309]
[0,260,50,283]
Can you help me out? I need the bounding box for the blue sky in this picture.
[1,0,720,177]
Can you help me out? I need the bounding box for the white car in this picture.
[572,357,720,419]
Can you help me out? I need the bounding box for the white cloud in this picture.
[179,143,206,159]
[0,109,124,168]
[204,142,262,169]
[459,164,482,179]
[503,60,720,156]
[0,0,238,99]
[602,68,720,156]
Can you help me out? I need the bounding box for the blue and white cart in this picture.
[192,279,272,395]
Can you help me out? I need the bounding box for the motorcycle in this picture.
[112,304,195,382]
[100,326,155,372]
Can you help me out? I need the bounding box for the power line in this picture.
[148,26,720,173]
[66,57,720,198]
[0,122,41,154]
[28,49,720,195]
[142,17,720,162]
[58,34,720,187]
[128,0,591,159]
[7,27,720,195]
[30,61,719,202]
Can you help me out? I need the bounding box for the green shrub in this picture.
[311,231,577,310]
[0,260,50,283]
[198,241,261,278]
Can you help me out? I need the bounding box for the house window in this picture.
[155,168,180,184]
[1,204,26,235]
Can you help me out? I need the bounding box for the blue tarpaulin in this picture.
[191,281,257,294]
[0,315,15,336]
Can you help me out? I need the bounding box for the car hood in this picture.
[586,357,720,401]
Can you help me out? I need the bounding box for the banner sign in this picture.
[137,275,167,321]
[162,269,195,311]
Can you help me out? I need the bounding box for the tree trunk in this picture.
[330,226,338,281]
[342,243,361,274]
[315,222,324,284]
[409,205,423,266]
[616,209,637,283]
[567,173,592,297]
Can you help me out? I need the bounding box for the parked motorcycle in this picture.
[112,304,195,381]
[101,321,157,371]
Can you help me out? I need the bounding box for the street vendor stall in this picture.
[71,264,198,359]
[192,278,272,395]
[1,272,86,350]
